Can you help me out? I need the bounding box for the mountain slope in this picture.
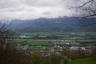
[9,17,96,32]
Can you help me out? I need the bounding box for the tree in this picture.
[0,23,28,64]
[73,0,96,17]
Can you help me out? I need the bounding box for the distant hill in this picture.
[8,16,96,33]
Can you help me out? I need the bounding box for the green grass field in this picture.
[8,32,96,46]
[70,57,96,64]
[10,39,81,46]
[20,32,96,39]
[10,40,54,46]
[75,40,96,46]
[9,39,96,46]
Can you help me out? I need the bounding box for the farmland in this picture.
[7,32,96,64]
[8,32,96,46]
[70,57,96,64]
[10,40,54,46]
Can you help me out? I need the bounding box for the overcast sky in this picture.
[0,0,86,20]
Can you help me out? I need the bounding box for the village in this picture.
[7,39,95,56]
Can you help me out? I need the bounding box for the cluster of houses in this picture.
[7,39,95,56]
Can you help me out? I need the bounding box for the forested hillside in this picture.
[9,17,96,32]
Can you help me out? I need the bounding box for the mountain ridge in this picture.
[8,16,96,32]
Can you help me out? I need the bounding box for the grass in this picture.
[10,40,54,46]
[20,32,80,39]
[10,39,81,46]
[9,39,96,46]
[9,32,96,46]
[75,40,96,46]
[70,57,96,64]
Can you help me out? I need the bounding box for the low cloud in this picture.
[0,0,78,20]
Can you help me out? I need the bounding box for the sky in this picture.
[0,0,86,20]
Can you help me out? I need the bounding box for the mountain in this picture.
[8,16,96,33]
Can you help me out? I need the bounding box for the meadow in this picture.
[10,40,54,46]
[8,32,96,64]
[9,32,96,46]
[70,57,96,64]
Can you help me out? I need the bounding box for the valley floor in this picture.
[70,57,96,64]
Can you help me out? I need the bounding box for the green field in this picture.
[9,32,96,46]
[70,57,96,64]
[75,40,96,46]
[20,32,96,39]
[9,39,96,46]
[10,40,54,46]
[10,39,82,46]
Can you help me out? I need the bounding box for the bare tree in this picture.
[73,0,96,17]
[0,23,28,64]
[0,23,9,48]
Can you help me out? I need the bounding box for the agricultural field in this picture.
[7,32,96,64]
[9,32,96,46]
[9,39,96,47]
[75,40,96,46]
[10,40,54,46]
[70,57,96,64]
[19,32,96,39]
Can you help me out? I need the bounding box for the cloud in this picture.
[0,0,75,20]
